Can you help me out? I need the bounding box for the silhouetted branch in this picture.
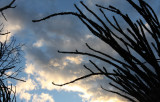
[0,0,16,12]
[0,0,16,21]
[83,65,94,74]
[52,72,118,86]
[52,73,104,86]
[33,0,160,102]
[101,86,136,102]
[4,73,25,82]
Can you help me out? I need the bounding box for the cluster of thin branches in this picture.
[0,37,24,102]
[0,0,25,101]
[0,81,16,102]
[33,0,160,102]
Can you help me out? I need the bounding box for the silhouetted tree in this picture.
[0,0,25,101]
[33,0,160,102]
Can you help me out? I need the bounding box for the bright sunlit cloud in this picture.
[32,93,55,102]
[22,57,127,102]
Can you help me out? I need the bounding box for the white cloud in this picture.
[32,93,55,102]
[16,77,37,101]
[19,92,32,102]
[33,39,44,47]
[23,57,127,102]
[5,24,22,34]
[0,23,22,42]
[25,64,35,74]
[16,78,36,92]
[65,56,83,64]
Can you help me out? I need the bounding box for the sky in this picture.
[0,0,160,102]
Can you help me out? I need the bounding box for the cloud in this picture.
[25,63,35,74]
[23,56,127,102]
[0,20,22,42]
[65,56,83,64]
[32,93,55,102]
[16,77,37,101]
[33,39,44,47]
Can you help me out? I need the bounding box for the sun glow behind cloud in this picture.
[17,54,127,102]
[0,23,22,42]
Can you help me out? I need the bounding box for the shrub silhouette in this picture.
[33,0,160,102]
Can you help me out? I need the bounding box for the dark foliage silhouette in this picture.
[0,0,25,101]
[33,0,160,102]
